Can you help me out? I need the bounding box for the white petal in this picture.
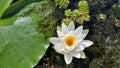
[76,29,89,41]
[53,45,64,54]
[76,34,86,43]
[80,40,93,48]
[74,26,83,36]
[64,53,73,64]
[82,29,89,35]
[49,37,60,45]
[65,45,77,51]
[57,30,64,38]
[74,45,84,51]
[75,29,88,42]
[68,21,75,31]
[80,51,86,58]
[62,23,69,34]
[70,51,80,58]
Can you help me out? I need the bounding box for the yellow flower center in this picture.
[64,36,76,47]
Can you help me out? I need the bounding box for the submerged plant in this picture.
[49,21,93,64]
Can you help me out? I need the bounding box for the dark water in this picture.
[34,0,120,68]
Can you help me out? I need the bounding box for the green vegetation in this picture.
[0,0,119,68]
[55,0,69,8]
[62,1,90,25]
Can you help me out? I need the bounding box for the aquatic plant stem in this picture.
[66,64,69,68]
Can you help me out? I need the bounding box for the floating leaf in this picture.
[0,0,13,18]
[0,15,49,68]
[1,0,43,18]
[0,16,17,26]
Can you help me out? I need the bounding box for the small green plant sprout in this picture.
[78,1,89,14]
[77,0,90,24]
[98,14,106,21]
[65,9,72,17]
[55,0,69,8]
[115,18,120,27]
[62,1,90,25]
[72,9,81,18]
[62,18,72,26]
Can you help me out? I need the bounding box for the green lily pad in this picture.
[0,0,13,18]
[0,16,49,68]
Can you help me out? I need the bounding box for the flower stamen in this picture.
[64,36,76,47]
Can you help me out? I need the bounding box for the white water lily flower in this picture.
[49,21,93,64]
